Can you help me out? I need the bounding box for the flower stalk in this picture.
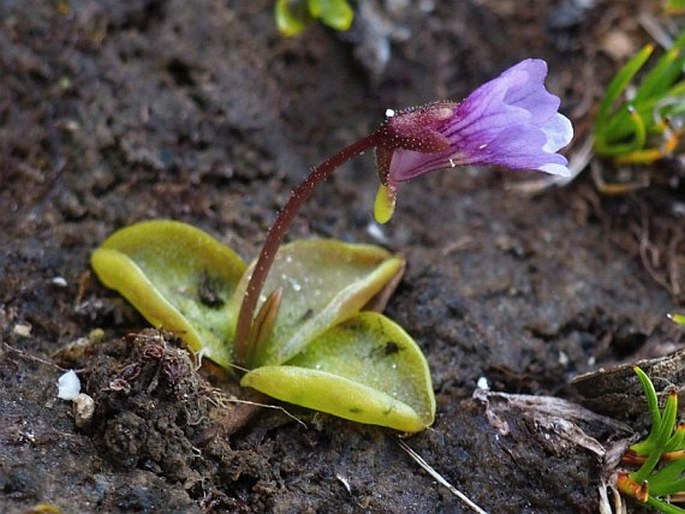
[233,132,384,365]
[233,58,573,366]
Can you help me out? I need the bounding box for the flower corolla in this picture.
[374,59,573,223]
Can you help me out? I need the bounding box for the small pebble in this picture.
[13,323,32,337]
[51,276,68,287]
[366,222,389,245]
[57,370,81,400]
[476,376,490,391]
[558,350,570,367]
[73,393,95,428]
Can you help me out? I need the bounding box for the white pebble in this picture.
[12,323,32,337]
[57,370,81,400]
[51,276,68,287]
[476,376,490,391]
[558,350,569,367]
[366,221,389,245]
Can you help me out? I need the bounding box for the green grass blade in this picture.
[649,457,685,494]
[646,496,685,514]
[631,367,662,455]
[596,44,654,127]
[634,48,685,104]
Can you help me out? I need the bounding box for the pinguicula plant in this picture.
[617,366,685,513]
[594,28,685,167]
[91,58,572,432]
[275,0,354,36]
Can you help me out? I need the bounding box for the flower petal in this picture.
[382,58,574,185]
[541,112,574,153]
[471,125,570,174]
[499,60,561,122]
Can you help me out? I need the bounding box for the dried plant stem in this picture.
[233,132,383,366]
[397,438,488,514]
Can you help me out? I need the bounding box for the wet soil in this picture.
[1,1,684,513]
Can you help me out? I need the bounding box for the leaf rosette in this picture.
[92,220,435,431]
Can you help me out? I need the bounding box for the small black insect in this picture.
[383,341,400,355]
[298,308,314,323]
[198,273,224,308]
[368,341,402,359]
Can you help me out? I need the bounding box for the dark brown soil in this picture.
[2,1,683,513]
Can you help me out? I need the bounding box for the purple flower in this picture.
[374,59,573,223]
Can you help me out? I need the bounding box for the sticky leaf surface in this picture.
[241,312,435,432]
[91,220,246,367]
[232,239,405,366]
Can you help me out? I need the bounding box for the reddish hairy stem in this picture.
[233,131,383,366]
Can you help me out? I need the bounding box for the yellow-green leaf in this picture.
[91,220,246,367]
[307,0,354,31]
[232,239,405,366]
[241,312,435,432]
[275,0,312,37]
